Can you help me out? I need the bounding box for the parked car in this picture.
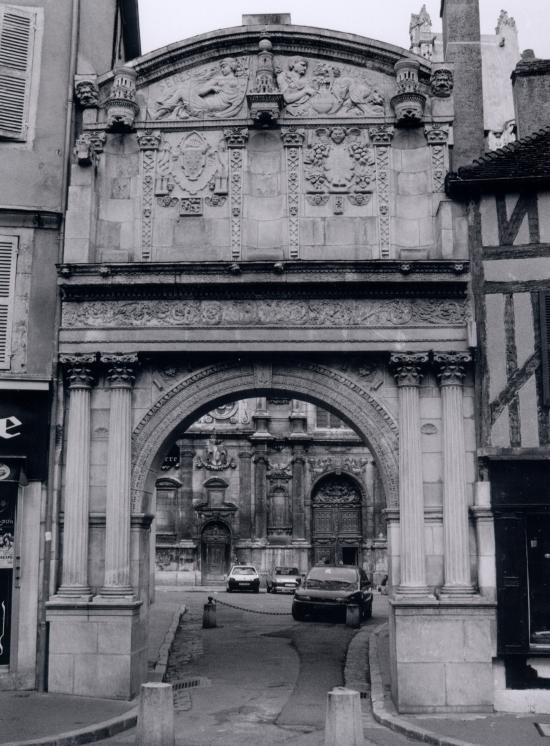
[226,565,260,593]
[266,566,302,594]
[292,565,373,621]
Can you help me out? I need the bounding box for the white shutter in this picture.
[0,236,17,369]
[0,6,35,140]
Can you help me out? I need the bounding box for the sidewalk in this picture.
[0,588,185,746]
[367,619,550,746]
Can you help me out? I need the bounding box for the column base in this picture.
[96,585,135,600]
[54,586,93,602]
[395,585,431,596]
[440,584,475,597]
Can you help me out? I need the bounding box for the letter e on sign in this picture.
[0,417,22,439]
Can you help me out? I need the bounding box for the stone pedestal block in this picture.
[390,597,496,713]
[136,683,175,746]
[324,687,364,746]
[46,600,145,699]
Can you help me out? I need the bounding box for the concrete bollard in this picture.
[202,596,217,628]
[135,682,175,746]
[345,604,361,628]
[324,686,364,746]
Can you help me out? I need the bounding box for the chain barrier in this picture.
[210,595,292,616]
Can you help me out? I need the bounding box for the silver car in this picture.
[266,566,302,594]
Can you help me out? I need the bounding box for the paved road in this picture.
[99,589,415,745]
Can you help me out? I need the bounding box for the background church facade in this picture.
[0,0,549,717]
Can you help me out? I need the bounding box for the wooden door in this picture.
[312,476,362,565]
[201,523,230,584]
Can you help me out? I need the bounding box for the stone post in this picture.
[434,352,474,595]
[136,682,175,746]
[177,439,195,541]
[57,355,96,598]
[324,687,364,746]
[471,480,496,599]
[99,354,137,597]
[238,448,253,539]
[390,352,429,595]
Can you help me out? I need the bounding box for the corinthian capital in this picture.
[101,353,138,388]
[60,353,97,389]
[433,351,472,387]
[390,352,429,387]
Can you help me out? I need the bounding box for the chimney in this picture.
[512,51,550,139]
[242,13,291,25]
[440,0,484,169]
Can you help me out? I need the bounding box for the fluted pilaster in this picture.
[390,352,429,594]
[99,354,137,597]
[435,352,474,595]
[58,355,95,598]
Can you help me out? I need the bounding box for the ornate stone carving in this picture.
[60,353,96,389]
[430,67,453,98]
[101,353,138,388]
[303,128,374,213]
[313,477,361,504]
[197,402,242,425]
[433,351,472,386]
[136,130,162,150]
[247,39,284,126]
[309,456,368,476]
[156,131,217,197]
[74,133,105,166]
[390,352,429,387]
[105,66,139,131]
[275,57,384,117]
[267,461,292,480]
[391,60,425,127]
[74,78,99,108]
[283,131,304,258]
[63,297,466,329]
[424,124,449,192]
[195,437,236,471]
[487,120,516,152]
[224,129,248,260]
[496,9,516,34]
[154,58,249,120]
[369,126,394,259]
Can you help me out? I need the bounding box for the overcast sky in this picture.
[138,1,550,59]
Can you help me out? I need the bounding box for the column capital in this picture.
[390,352,429,387]
[433,351,472,387]
[60,353,96,389]
[101,353,138,388]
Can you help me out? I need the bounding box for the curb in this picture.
[150,603,187,681]
[368,622,479,746]
[1,709,138,746]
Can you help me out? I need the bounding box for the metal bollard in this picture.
[324,686,364,746]
[202,596,217,628]
[135,682,175,746]
[345,604,361,628]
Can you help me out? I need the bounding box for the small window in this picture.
[0,236,17,369]
[315,406,346,429]
[539,291,550,407]
[0,6,39,141]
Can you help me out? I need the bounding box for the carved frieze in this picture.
[275,56,385,117]
[153,58,249,120]
[309,456,369,476]
[63,298,466,329]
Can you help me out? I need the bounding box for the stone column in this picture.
[291,445,307,541]
[176,439,195,542]
[238,448,253,540]
[471,479,496,599]
[252,445,269,543]
[390,352,429,594]
[58,354,96,598]
[434,351,474,595]
[99,354,137,597]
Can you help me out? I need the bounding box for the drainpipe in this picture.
[36,0,80,692]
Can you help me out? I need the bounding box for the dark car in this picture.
[266,566,301,594]
[226,565,260,592]
[292,565,373,621]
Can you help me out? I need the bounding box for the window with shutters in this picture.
[539,291,550,406]
[0,6,40,141]
[0,236,17,369]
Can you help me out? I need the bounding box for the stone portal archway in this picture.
[131,359,399,514]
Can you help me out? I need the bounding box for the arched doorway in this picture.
[311,474,363,566]
[201,522,231,585]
